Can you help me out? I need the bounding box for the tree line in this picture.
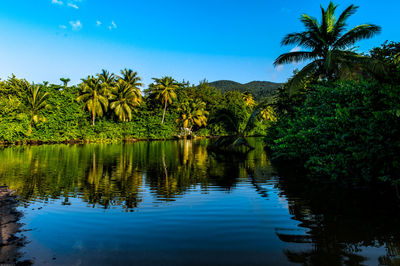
[0,70,275,143]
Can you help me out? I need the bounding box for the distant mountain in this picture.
[208,80,282,101]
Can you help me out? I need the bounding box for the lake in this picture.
[0,138,399,265]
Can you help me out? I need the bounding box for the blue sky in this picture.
[0,0,398,86]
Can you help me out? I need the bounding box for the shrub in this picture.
[266,81,400,186]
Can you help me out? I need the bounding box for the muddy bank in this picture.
[0,186,25,264]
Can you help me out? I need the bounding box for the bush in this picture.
[266,81,400,186]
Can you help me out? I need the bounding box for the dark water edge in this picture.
[0,135,221,146]
[0,138,399,265]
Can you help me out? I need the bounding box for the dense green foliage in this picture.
[369,41,400,84]
[266,81,400,186]
[0,72,274,144]
[266,1,400,187]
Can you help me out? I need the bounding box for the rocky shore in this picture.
[0,186,24,265]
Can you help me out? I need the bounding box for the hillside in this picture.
[209,80,282,101]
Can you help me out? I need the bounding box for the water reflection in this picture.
[0,139,399,265]
[0,139,269,209]
[274,167,400,265]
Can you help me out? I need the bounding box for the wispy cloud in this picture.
[67,2,79,9]
[52,0,81,9]
[59,25,67,29]
[108,21,117,30]
[51,0,63,5]
[276,65,284,72]
[69,20,82,30]
[96,20,102,26]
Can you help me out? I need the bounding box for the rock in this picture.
[0,186,24,264]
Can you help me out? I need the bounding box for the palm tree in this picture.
[109,80,142,122]
[27,84,51,132]
[260,106,277,122]
[242,92,256,107]
[97,69,116,88]
[274,2,381,91]
[77,76,109,126]
[176,100,209,134]
[209,98,276,151]
[149,76,179,124]
[60,78,71,88]
[119,69,143,88]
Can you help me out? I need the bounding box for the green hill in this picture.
[208,80,282,101]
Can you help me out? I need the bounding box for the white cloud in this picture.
[276,65,284,72]
[67,2,79,9]
[96,20,102,26]
[59,25,67,29]
[290,46,301,53]
[51,0,63,5]
[108,21,117,30]
[69,20,82,30]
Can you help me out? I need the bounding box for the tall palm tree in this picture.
[149,76,179,124]
[27,84,51,132]
[119,69,143,88]
[274,2,381,91]
[77,76,109,126]
[176,100,209,134]
[109,80,142,122]
[97,69,116,88]
[242,92,256,107]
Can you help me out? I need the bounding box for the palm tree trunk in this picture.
[92,101,95,126]
[27,123,32,135]
[161,101,167,124]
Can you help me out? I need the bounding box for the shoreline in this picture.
[0,186,25,265]
[0,135,233,147]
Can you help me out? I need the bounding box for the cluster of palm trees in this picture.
[76,70,211,131]
[175,100,209,133]
[77,69,143,125]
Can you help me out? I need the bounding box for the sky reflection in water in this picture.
[0,138,399,265]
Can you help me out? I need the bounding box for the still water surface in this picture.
[0,138,399,265]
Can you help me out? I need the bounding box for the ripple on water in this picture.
[1,139,398,266]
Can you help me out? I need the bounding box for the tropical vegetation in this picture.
[1,1,399,189]
[274,2,382,92]
[0,71,275,144]
[266,1,400,187]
